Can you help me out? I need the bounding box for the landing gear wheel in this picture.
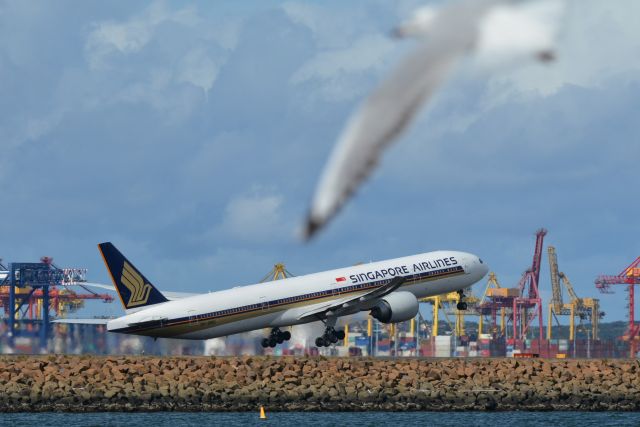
[456,289,467,311]
[263,328,292,349]
[315,321,342,348]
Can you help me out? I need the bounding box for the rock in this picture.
[0,356,637,412]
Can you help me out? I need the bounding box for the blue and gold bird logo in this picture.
[120,261,152,307]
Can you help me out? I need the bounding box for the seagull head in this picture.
[391,5,439,39]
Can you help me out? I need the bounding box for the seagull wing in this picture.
[304,39,464,240]
[302,0,508,240]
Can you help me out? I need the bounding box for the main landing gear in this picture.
[456,289,468,311]
[315,326,345,348]
[261,328,292,348]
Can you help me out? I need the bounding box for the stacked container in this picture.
[468,341,478,357]
[479,337,491,357]
[454,345,468,357]
[435,335,453,357]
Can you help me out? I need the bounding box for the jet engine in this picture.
[369,291,419,323]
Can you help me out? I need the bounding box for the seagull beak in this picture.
[301,216,321,242]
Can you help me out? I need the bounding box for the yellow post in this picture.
[569,303,575,341]
[479,315,483,335]
[456,309,465,337]
[390,323,395,338]
[455,292,465,337]
[344,324,349,347]
[433,297,439,336]
[500,308,505,335]
[367,318,372,337]
[547,304,553,340]
[410,318,415,336]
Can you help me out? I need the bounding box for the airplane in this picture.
[64,242,488,348]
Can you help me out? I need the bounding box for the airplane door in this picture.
[260,296,268,311]
[188,310,197,323]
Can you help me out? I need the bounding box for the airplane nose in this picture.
[478,257,489,277]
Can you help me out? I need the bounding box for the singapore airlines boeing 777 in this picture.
[69,243,488,348]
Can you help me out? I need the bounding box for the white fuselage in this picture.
[107,250,488,339]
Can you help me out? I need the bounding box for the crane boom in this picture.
[547,245,600,341]
[481,272,501,304]
[559,272,580,303]
[547,246,563,312]
[532,229,547,289]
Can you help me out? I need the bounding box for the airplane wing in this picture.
[296,276,406,321]
[66,282,114,291]
[63,282,198,301]
[162,291,199,300]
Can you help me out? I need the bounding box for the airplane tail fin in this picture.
[98,242,168,311]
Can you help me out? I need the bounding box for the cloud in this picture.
[85,2,198,69]
[285,1,411,104]
[291,34,395,102]
[178,47,220,96]
[489,0,640,97]
[219,188,289,243]
[282,1,388,48]
[0,0,639,324]
[82,1,231,120]
[292,34,394,83]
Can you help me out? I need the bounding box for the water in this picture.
[1,412,639,427]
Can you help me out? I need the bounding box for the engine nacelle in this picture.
[370,291,419,324]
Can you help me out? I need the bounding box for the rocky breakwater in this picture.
[0,356,638,411]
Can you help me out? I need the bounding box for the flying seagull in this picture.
[303,0,564,240]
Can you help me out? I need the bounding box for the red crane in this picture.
[476,229,546,353]
[512,228,546,349]
[595,257,640,357]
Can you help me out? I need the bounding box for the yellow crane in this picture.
[420,287,479,337]
[547,246,600,340]
[259,263,295,282]
[421,292,458,336]
[478,272,509,336]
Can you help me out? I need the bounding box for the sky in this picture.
[1,0,640,323]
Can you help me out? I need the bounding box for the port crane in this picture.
[547,246,601,340]
[595,257,640,357]
[477,272,509,336]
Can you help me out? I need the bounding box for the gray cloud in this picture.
[0,1,638,324]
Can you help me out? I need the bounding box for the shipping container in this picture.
[486,288,520,297]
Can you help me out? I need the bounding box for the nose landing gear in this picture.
[456,289,468,311]
[261,328,292,348]
[315,326,346,347]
